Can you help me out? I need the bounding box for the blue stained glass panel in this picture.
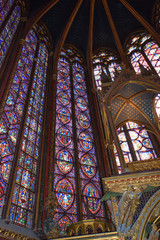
[81,154,96,178]
[74,72,84,83]
[76,97,87,111]
[58,92,70,106]
[83,184,101,214]
[57,127,72,146]
[79,132,92,151]
[56,179,74,210]
[57,150,73,174]
[58,108,71,124]
[78,113,90,129]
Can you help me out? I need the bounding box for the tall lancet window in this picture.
[113,121,157,173]
[54,47,105,232]
[93,50,121,89]
[0,26,49,228]
[0,0,21,69]
[125,31,160,75]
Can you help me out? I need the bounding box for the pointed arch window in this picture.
[0,27,49,228]
[113,121,157,173]
[93,50,121,89]
[125,32,160,75]
[54,47,105,232]
[0,0,21,69]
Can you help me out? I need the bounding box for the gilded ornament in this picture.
[43,192,61,239]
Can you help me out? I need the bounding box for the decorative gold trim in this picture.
[134,190,160,240]
[54,231,119,240]
[126,158,160,172]
[102,170,160,193]
[0,227,37,240]
[67,219,110,236]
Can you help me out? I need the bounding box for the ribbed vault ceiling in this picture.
[29,0,155,56]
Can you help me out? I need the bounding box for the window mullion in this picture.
[123,124,137,162]
[70,62,83,221]
[141,48,158,75]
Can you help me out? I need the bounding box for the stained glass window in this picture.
[93,50,121,89]
[54,47,105,232]
[125,31,160,76]
[73,61,104,219]
[9,43,48,228]
[54,56,77,231]
[0,21,49,229]
[0,29,38,216]
[0,5,21,69]
[113,121,157,173]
